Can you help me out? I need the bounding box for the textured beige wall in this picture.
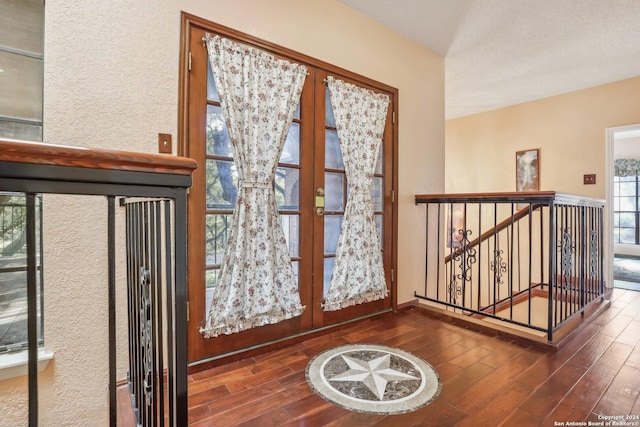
[445,77,640,197]
[0,0,444,424]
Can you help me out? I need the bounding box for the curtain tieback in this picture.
[240,180,271,189]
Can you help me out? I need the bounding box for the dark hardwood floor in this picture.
[118,288,640,426]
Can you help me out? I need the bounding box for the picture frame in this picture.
[446,203,465,248]
[516,148,540,192]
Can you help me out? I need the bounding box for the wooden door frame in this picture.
[178,12,399,369]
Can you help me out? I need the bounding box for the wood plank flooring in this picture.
[118,288,640,426]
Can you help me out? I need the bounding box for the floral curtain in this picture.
[615,159,640,177]
[323,77,390,311]
[201,36,306,337]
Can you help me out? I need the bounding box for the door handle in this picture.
[316,188,325,216]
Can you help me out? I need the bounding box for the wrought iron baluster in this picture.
[589,229,598,279]
[449,229,476,307]
[490,249,507,285]
[560,228,574,288]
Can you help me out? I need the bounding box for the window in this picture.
[0,0,44,141]
[0,193,44,354]
[613,175,640,244]
[0,0,45,355]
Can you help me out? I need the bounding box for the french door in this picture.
[181,16,397,364]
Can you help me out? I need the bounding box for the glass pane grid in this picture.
[613,175,639,244]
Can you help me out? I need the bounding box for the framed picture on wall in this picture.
[516,148,540,192]
[446,203,465,248]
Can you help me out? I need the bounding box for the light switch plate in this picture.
[583,174,596,185]
[158,133,172,154]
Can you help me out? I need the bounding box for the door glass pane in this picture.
[325,87,335,127]
[280,122,300,165]
[206,60,220,102]
[275,167,299,210]
[205,269,220,309]
[205,160,238,209]
[325,173,344,211]
[374,146,384,175]
[280,214,299,257]
[291,261,299,286]
[375,214,383,247]
[323,257,335,298]
[325,130,344,170]
[324,215,342,255]
[205,214,234,266]
[372,177,384,211]
[206,105,232,157]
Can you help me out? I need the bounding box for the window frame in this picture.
[0,0,45,356]
[613,174,640,245]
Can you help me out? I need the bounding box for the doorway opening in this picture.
[179,13,398,366]
[607,124,640,292]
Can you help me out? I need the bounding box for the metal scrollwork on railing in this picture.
[448,275,460,304]
[589,229,598,278]
[448,229,476,305]
[559,229,574,289]
[139,266,153,407]
[490,249,507,285]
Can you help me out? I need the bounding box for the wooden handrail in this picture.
[416,191,605,264]
[415,191,604,208]
[0,138,197,176]
[444,204,541,263]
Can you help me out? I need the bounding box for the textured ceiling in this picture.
[338,0,640,119]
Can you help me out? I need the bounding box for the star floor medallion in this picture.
[305,344,441,415]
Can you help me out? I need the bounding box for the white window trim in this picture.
[0,349,54,381]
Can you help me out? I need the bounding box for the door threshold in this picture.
[188,308,394,374]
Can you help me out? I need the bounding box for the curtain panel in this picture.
[615,159,640,177]
[200,36,306,337]
[323,77,390,311]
